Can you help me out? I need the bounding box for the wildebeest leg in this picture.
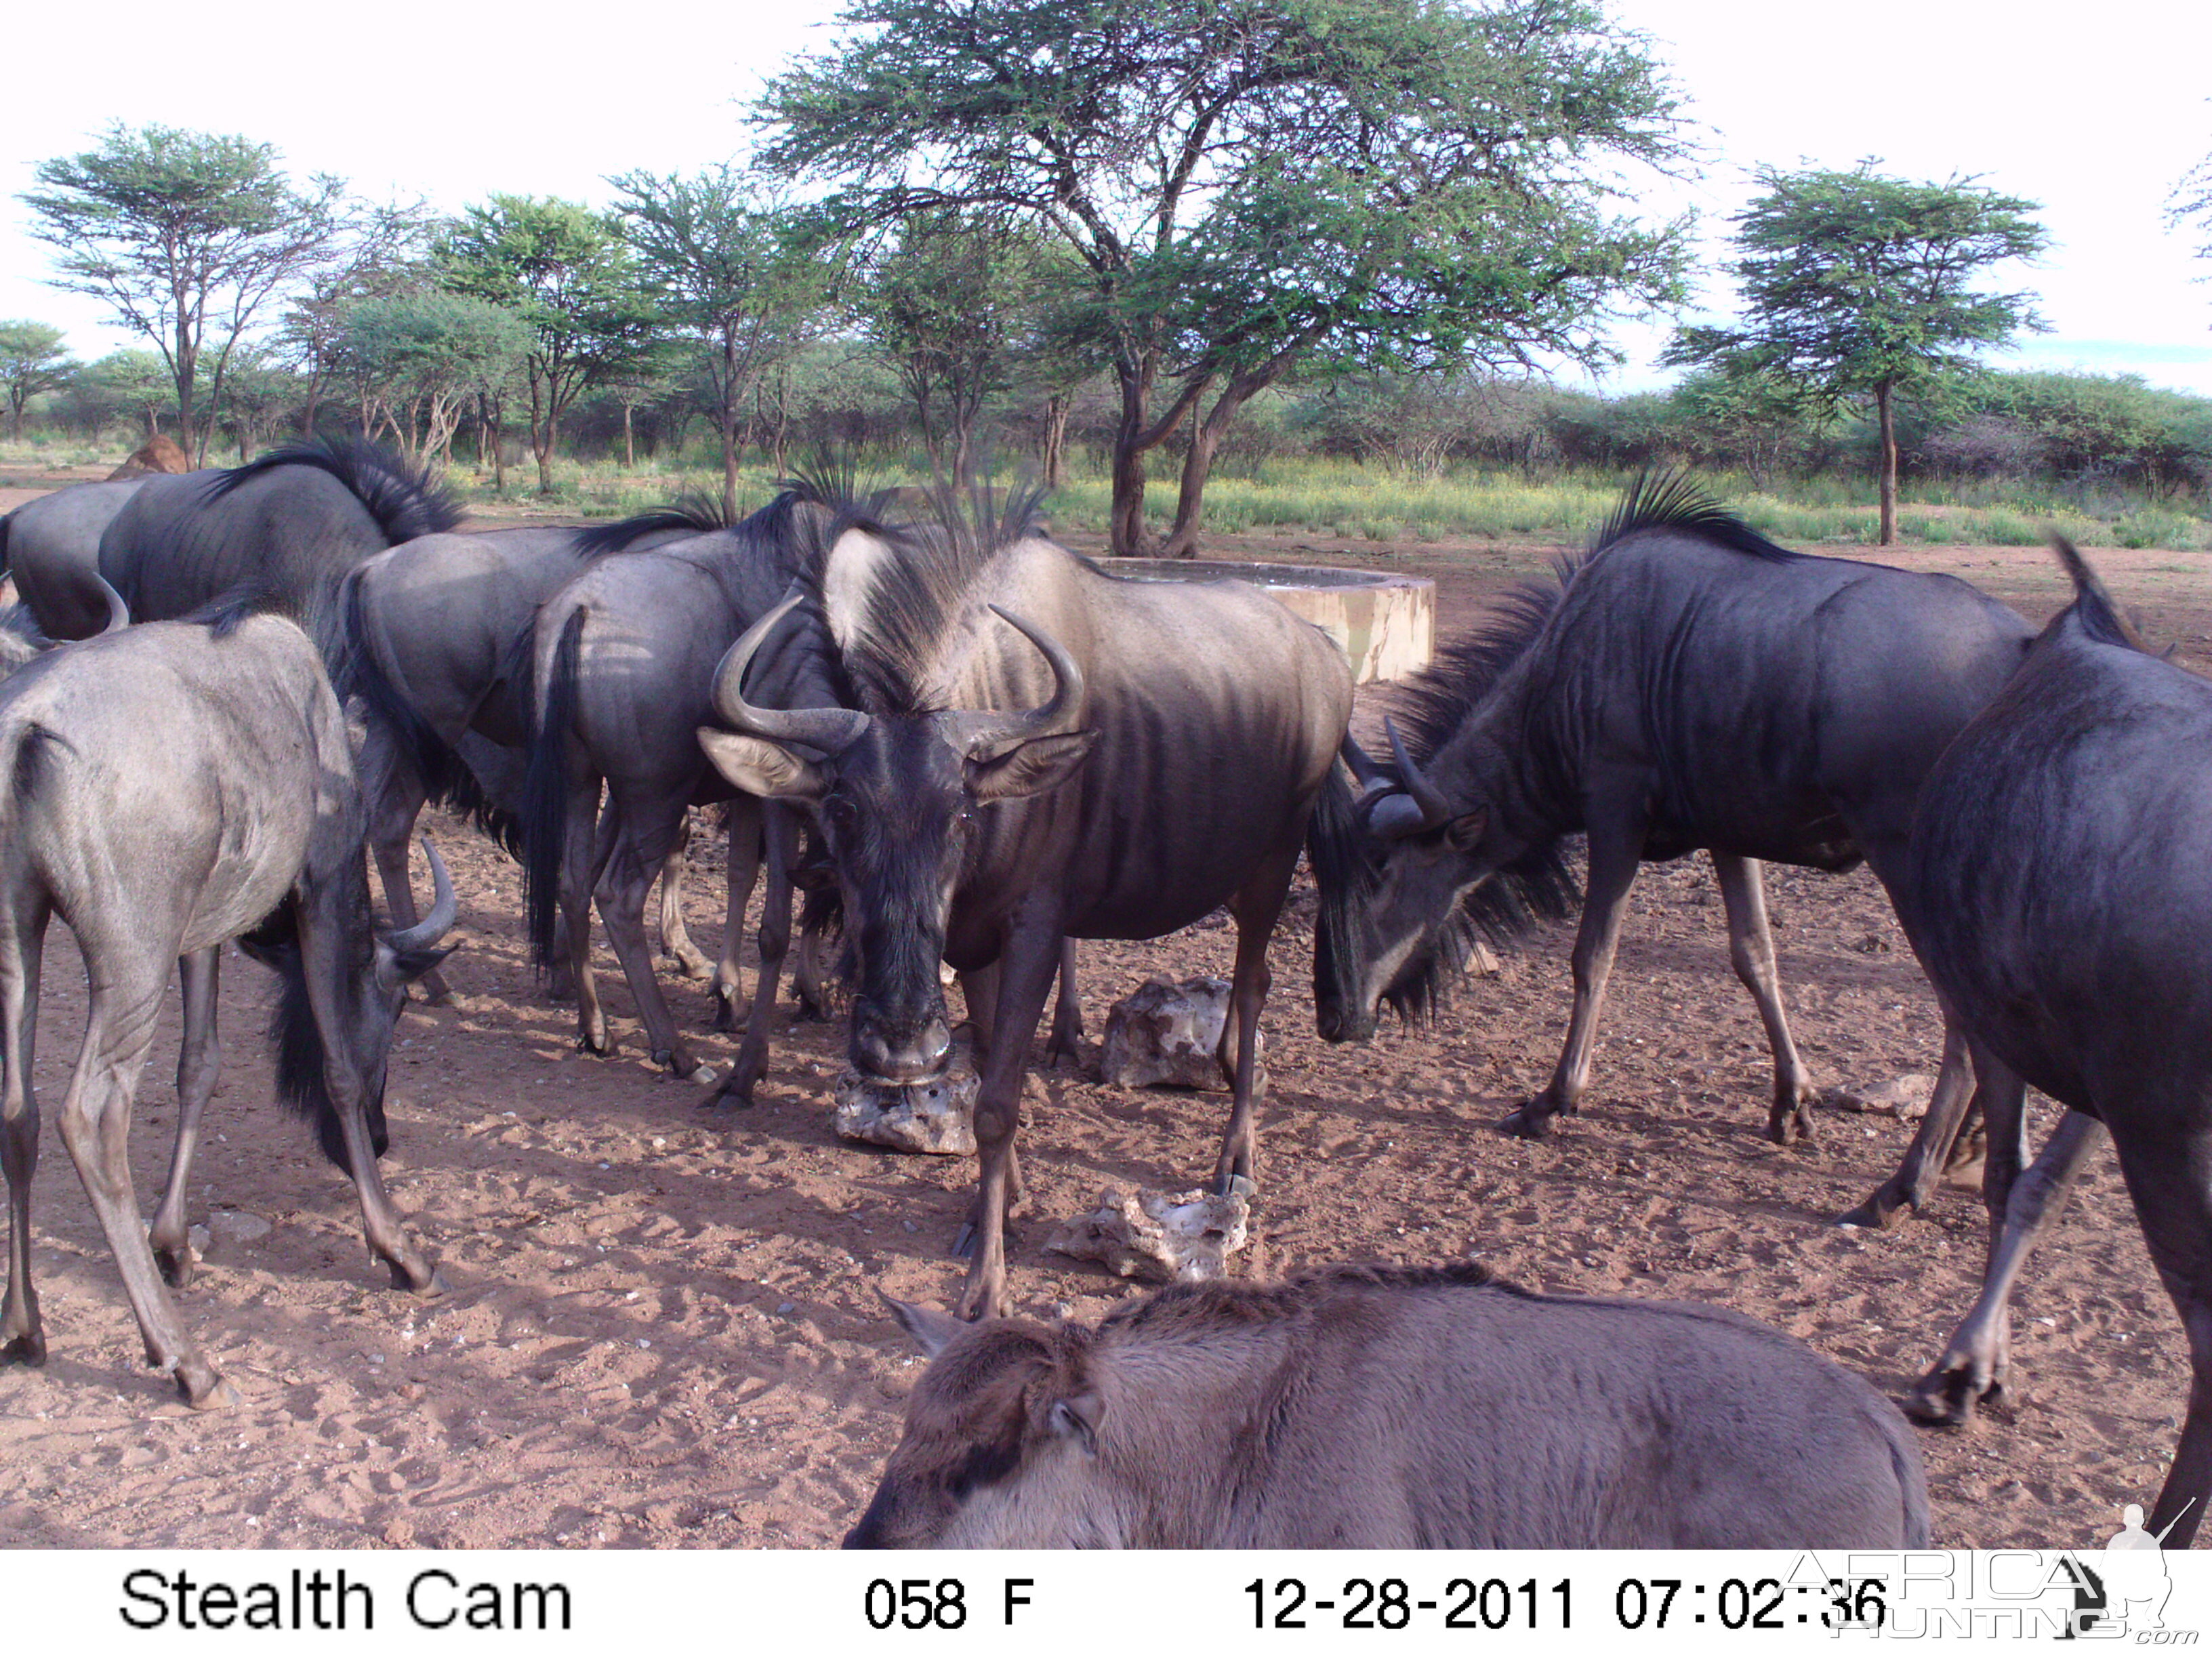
[58,955,230,1405]
[1711,853,1817,1144]
[712,798,766,1033]
[1,909,47,1367]
[655,832,714,983]
[1212,844,1298,1190]
[701,801,788,1109]
[1838,1018,1978,1228]
[594,820,711,1083]
[958,963,1000,1057]
[955,904,1061,1322]
[562,792,613,1052]
[1500,811,1646,1138]
[366,772,448,1005]
[2108,1125,2212,1548]
[1904,1103,2102,1426]
[148,948,221,1287]
[1044,940,1083,1068]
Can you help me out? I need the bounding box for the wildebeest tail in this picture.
[2049,535,2148,653]
[236,906,390,1176]
[521,604,588,969]
[1305,759,1372,975]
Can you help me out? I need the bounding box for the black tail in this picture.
[2050,535,2147,653]
[521,605,588,969]
[337,569,522,857]
[235,907,390,1176]
[1305,760,1373,989]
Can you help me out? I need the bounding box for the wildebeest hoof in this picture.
[177,1360,235,1409]
[389,1259,447,1296]
[1902,1363,2002,1426]
[1,1330,47,1367]
[575,1031,610,1057]
[1497,1101,1555,1139]
[155,1245,197,1288]
[1836,1187,1910,1230]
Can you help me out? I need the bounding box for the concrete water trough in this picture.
[1103,559,1434,683]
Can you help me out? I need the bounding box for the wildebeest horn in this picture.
[95,575,129,635]
[1341,731,1390,793]
[1366,717,1452,839]
[711,588,872,755]
[387,838,456,952]
[945,607,1083,762]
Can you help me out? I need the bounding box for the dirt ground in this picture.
[0,474,2205,1551]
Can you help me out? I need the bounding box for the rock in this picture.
[832,1042,977,1155]
[1101,976,1263,1092]
[1837,1075,1936,1119]
[209,1210,272,1247]
[106,435,191,479]
[1046,1180,1254,1284]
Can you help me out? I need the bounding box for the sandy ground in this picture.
[0,469,2205,1551]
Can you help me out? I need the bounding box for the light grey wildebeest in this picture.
[1314,475,2032,1179]
[844,1262,1929,1548]
[0,601,457,1408]
[1884,541,2212,1545]
[1,478,154,640]
[699,489,1353,1317]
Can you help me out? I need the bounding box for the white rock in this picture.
[1046,1181,1254,1284]
[209,1210,272,1247]
[832,1042,977,1155]
[1101,976,1263,1092]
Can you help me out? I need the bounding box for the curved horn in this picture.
[1366,716,1452,840]
[943,606,1083,762]
[1340,731,1389,793]
[95,575,130,635]
[387,838,457,953]
[710,587,872,755]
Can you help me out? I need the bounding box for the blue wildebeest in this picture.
[0,602,456,1408]
[1315,476,2032,1158]
[340,504,734,1003]
[844,1262,1929,1548]
[698,490,1353,1317]
[1,478,155,640]
[1885,541,2212,1544]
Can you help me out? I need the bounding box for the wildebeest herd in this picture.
[0,444,2204,1547]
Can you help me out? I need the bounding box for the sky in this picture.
[2,0,2208,395]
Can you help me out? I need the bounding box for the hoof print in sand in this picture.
[832,1048,978,1155]
[1046,1180,1254,1284]
[1101,975,1264,1092]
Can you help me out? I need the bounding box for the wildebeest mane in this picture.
[186,589,289,638]
[571,493,734,558]
[1595,468,1795,565]
[205,436,463,544]
[1103,1261,1511,1338]
[811,477,1052,716]
[2049,535,2148,653]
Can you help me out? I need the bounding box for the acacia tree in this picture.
[759,0,1688,554]
[608,166,829,517]
[1665,163,2048,545]
[21,125,344,463]
[332,290,532,466]
[0,321,78,440]
[279,197,435,440]
[439,196,663,493]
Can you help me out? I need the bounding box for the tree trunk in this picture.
[623,402,636,470]
[1160,367,1283,557]
[1040,392,1069,489]
[720,331,741,524]
[1109,365,1153,554]
[1876,381,1898,547]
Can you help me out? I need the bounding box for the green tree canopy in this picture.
[438,195,663,493]
[20,124,345,462]
[0,320,79,441]
[333,290,533,466]
[758,0,1689,554]
[1664,161,2048,544]
[607,166,830,516]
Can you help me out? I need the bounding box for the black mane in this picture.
[206,436,463,544]
[571,493,733,558]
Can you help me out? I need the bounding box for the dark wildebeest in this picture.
[98,437,460,644]
[1317,476,2032,1158]
[0,604,456,1408]
[1,478,153,640]
[1883,541,2212,1544]
[699,491,1352,1317]
[340,505,735,1004]
[844,1262,1929,1548]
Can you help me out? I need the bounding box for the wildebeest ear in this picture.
[1046,1391,1103,1455]
[1445,808,1488,855]
[964,730,1099,803]
[697,729,830,802]
[883,1294,966,1359]
[384,941,460,989]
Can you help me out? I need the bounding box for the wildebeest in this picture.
[98,437,460,640]
[699,489,1353,1316]
[845,1262,1929,1547]
[1885,541,2212,1545]
[1318,475,2032,1153]
[0,603,455,1408]
[340,505,734,1003]
[1,478,153,640]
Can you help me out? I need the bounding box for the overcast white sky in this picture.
[3,0,2208,393]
